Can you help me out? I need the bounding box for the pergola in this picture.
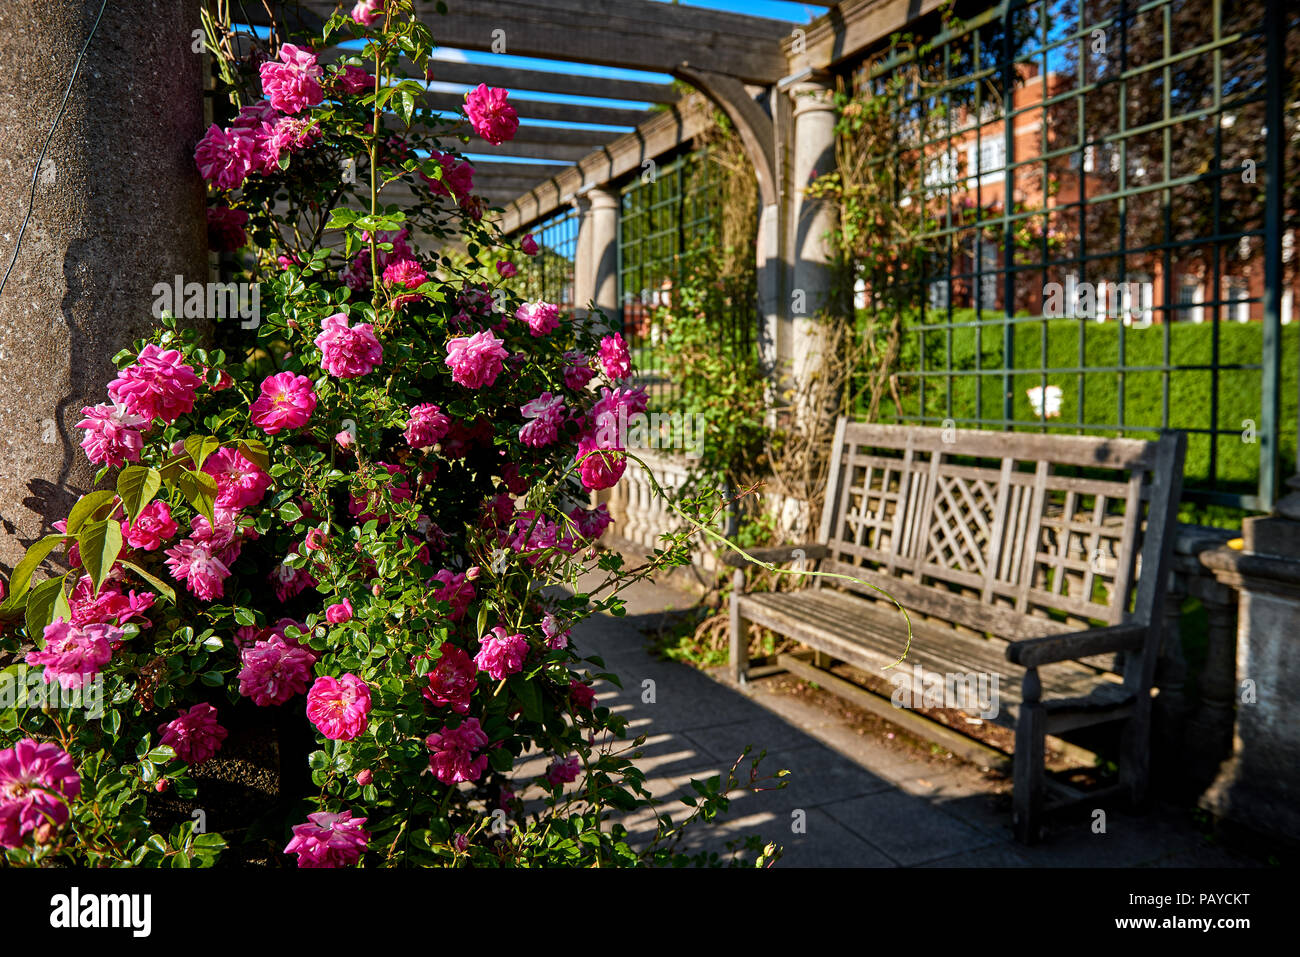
[242,0,935,364]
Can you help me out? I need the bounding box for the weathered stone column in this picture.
[1199,498,1300,841]
[0,0,208,568]
[785,79,838,391]
[585,186,620,323]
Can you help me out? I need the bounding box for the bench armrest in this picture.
[722,543,829,569]
[1005,623,1149,668]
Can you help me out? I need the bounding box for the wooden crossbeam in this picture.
[422,90,648,128]
[425,59,680,104]
[474,124,614,149]
[300,0,791,83]
[497,96,711,233]
[469,140,600,163]
[471,160,570,179]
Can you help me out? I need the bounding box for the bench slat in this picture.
[737,589,1132,726]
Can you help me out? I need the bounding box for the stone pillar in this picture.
[1199,503,1300,841]
[0,0,208,568]
[586,187,620,320]
[785,80,838,390]
[570,194,594,318]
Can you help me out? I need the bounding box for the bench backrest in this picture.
[817,420,1187,644]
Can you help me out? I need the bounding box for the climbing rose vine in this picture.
[0,1,779,868]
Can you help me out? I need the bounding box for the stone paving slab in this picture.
[564,571,1262,868]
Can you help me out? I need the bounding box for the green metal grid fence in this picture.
[846,0,1297,511]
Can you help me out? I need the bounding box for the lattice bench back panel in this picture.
[817,421,1168,639]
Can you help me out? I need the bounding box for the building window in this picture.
[1224,277,1250,323]
[928,278,951,312]
[1177,277,1203,324]
[967,138,1005,185]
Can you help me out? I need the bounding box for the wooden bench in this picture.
[728,419,1187,843]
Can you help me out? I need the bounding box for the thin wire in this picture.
[0,0,111,301]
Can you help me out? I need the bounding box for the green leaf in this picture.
[510,675,543,723]
[117,466,162,523]
[77,519,123,597]
[238,438,271,473]
[176,470,218,525]
[0,535,63,610]
[25,575,66,638]
[145,745,177,764]
[279,501,303,523]
[183,435,222,471]
[118,561,176,604]
[66,489,118,535]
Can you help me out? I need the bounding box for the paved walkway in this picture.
[567,573,1262,868]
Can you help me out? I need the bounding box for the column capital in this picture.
[583,185,620,210]
[787,78,836,118]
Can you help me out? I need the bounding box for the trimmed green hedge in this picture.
[866,311,1297,499]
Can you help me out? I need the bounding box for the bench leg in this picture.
[1013,669,1046,844]
[1119,694,1153,811]
[729,571,748,685]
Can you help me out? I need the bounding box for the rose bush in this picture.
[0,2,780,868]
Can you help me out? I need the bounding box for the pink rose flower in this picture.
[325,599,354,624]
[285,810,369,868]
[68,576,154,629]
[519,392,566,448]
[540,614,570,650]
[575,433,626,490]
[194,123,256,190]
[315,313,383,378]
[444,330,509,389]
[0,739,81,849]
[562,351,596,390]
[306,673,371,741]
[569,679,597,711]
[203,446,272,510]
[270,560,316,602]
[496,260,516,278]
[464,84,519,145]
[164,538,232,601]
[250,371,317,434]
[545,754,582,787]
[516,301,560,337]
[76,401,149,467]
[420,150,475,203]
[404,403,451,450]
[259,43,324,115]
[333,64,372,94]
[158,703,228,765]
[425,717,490,784]
[417,644,477,713]
[350,0,384,26]
[107,344,201,425]
[207,206,249,252]
[591,385,649,433]
[473,626,529,680]
[569,503,613,541]
[382,258,428,306]
[598,332,632,380]
[335,429,355,450]
[431,570,474,621]
[25,619,118,690]
[238,635,317,706]
[520,233,539,256]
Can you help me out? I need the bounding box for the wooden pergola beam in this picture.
[321,0,794,84]
[426,59,681,105]
[496,96,711,234]
[423,90,648,128]
[469,140,602,164]
[472,160,570,179]
[784,0,949,73]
